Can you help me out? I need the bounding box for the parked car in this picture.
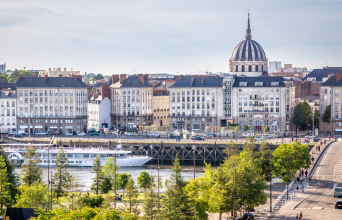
[125,132,134,136]
[149,133,160,137]
[18,130,28,135]
[242,133,255,138]
[305,135,315,139]
[37,132,47,135]
[49,131,60,136]
[263,135,272,139]
[77,132,86,136]
[335,200,342,209]
[254,136,263,141]
[191,136,205,141]
[313,138,321,142]
[334,187,342,197]
[14,134,23,138]
[89,132,99,136]
[65,133,73,136]
[7,131,16,135]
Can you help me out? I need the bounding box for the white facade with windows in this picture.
[88,96,111,130]
[0,90,16,132]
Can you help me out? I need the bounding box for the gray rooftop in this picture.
[0,83,16,90]
[169,77,223,88]
[0,91,16,99]
[302,68,342,81]
[302,95,319,102]
[320,76,342,87]
[16,77,87,88]
[233,76,286,87]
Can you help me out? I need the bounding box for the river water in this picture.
[14,165,205,191]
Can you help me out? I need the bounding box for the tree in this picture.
[53,147,70,202]
[124,178,140,217]
[322,104,331,123]
[0,156,10,214]
[160,155,196,219]
[99,176,112,194]
[264,126,269,132]
[257,142,272,181]
[102,157,121,193]
[142,179,159,220]
[0,147,19,204]
[293,102,312,131]
[272,142,311,182]
[234,126,239,134]
[91,155,103,194]
[116,173,131,195]
[0,75,7,83]
[137,171,152,190]
[15,182,49,208]
[86,79,91,84]
[21,145,42,185]
[314,110,320,129]
[223,141,239,157]
[243,125,249,131]
[94,73,104,81]
[76,195,105,208]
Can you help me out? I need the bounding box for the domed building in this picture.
[229,14,268,76]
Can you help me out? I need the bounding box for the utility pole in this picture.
[50,171,53,209]
[193,145,196,179]
[158,157,160,199]
[269,156,272,213]
[287,155,289,201]
[313,112,315,136]
[114,147,117,209]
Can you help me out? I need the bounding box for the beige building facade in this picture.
[39,68,80,77]
[153,91,169,126]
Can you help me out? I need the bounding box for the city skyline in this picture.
[0,0,341,75]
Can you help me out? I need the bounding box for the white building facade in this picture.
[88,96,111,130]
[0,90,16,132]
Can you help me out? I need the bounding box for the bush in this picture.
[76,195,106,208]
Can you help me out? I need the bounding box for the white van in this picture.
[242,133,255,138]
[18,130,28,135]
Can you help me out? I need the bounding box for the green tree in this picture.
[314,110,320,129]
[0,74,7,83]
[322,104,331,123]
[264,126,269,132]
[7,78,16,83]
[117,173,131,195]
[15,182,49,208]
[124,178,140,217]
[293,102,312,131]
[272,142,311,182]
[91,155,103,194]
[143,179,159,220]
[0,147,19,203]
[102,157,120,193]
[21,145,42,185]
[76,195,105,208]
[0,155,11,214]
[257,142,272,181]
[160,155,195,219]
[53,147,70,202]
[99,176,112,194]
[243,125,249,131]
[137,171,152,190]
[86,79,90,84]
[223,141,239,157]
[233,126,239,135]
[94,73,104,81]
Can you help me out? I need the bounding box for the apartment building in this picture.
[38,68,80,77]
[16,75,88,134]
[231,76,288,132]
[110,74,153,131]
[221,75,235,127]
[168,76,223,131]
[88,85,111,130]
[153,90,169,126]
[0,89,16,132]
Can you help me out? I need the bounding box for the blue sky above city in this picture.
[0,0,341,75]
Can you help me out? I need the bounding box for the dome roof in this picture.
[231,14,266,62]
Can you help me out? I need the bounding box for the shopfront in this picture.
[34,126,43,134]
[65,126,74,135]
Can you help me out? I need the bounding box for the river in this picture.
[14,165,205,191]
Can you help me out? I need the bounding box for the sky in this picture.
[0,0,341,75]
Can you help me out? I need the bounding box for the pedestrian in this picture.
[300,176,303,184]
[296,185,299,192]
[296,214,299,219]
[318,145,320,151]
[292,137,294,142]
[297,176,300,183]
[301,184,304,192]
[299,212,303,219]
[305,170,308,178]
[312,157,314,162]
[301,170,304,177]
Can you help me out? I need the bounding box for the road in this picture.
[272,141,342,219]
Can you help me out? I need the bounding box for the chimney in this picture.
[101,85,110,100]
[59,75,63,77]
[18,75,23,81]
[77,75,82,81]
[31,75,35,77]
[93,94,97,100]
[190,76,194,85]
[202,77,204,83]
[138,74,144,84]
[120,74,126,84]
[72,75,76,81]
[176,75,182,81]
[336,73,342,82]
[143,74,148,81]
[44,75,48,83]
[112,74,119,83]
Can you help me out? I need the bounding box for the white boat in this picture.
[0,143,152,167]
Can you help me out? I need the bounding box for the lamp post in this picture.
[114,147,117,209]
[193,145,196,179]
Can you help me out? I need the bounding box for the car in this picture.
[7,131,16,135]
[14,134,23,138]
[149,133,160,137]
[37,132,47,135]
[334,187,342,197]
[191,136,205,141]
[125,132,134,136]
[242,133,255,138]
[263,135,272,139]
[313,138,321,142]
[305,135,315,139]
[89,132,99,136]
[18,130,28,135]
[335,199,342,209]
[77,132,86,136]
[65,133,73,136]
[254,136,263,141]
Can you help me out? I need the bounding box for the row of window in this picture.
[0,101,15,107]
[171,96,215,102]
[171,89,216,96]
[0,118,15,125]
[238,101,280,106]
[172,103,215,109]
[19,89,87,96]
[0,109,15,116]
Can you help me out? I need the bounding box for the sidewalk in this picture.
[253,140,332,220]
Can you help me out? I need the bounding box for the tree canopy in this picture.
[322,104,331,123]
[293,102,312,130]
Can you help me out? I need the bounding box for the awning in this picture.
[20,126,28,128]
[50,126,57,129]
[35,128,43,129]
[335,129,342,132]
[35,126,43,128]
[65,126,73,129]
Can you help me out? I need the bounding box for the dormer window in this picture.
[239,82,247,86]
[271,82,279,86]
[255,82,263,86]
